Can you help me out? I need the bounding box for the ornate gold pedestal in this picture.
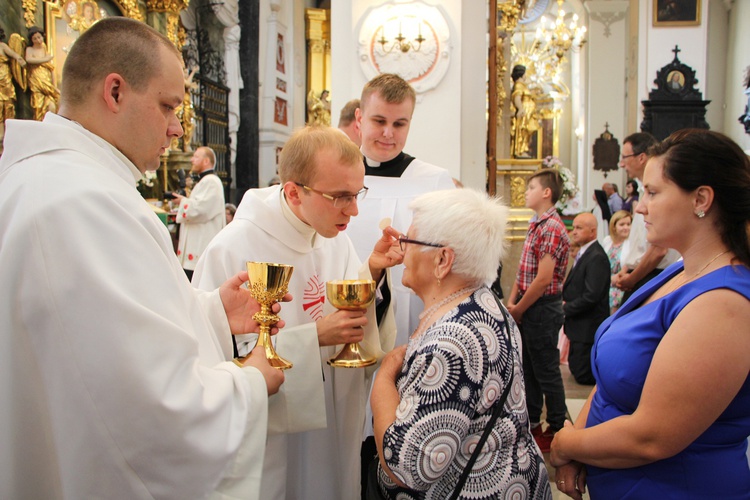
[495,158,542,297]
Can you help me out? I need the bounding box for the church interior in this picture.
[2,0,748,287]
[1,1,748,496]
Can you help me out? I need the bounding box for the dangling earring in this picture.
[437,277,442,287]
[695,209,705,218]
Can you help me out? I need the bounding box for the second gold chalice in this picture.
[246,261,294,370]
[326,280,377,368]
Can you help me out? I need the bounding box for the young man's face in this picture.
[356,91,414,163]
[291,148,366,239]
[525,177,548,212]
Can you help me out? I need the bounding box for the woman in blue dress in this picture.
[549,129,750,499]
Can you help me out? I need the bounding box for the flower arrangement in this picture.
[136,170,159,199]
[541,155,579,211]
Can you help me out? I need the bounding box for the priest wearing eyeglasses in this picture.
[192,126,401,500]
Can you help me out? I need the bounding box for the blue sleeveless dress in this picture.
[586,262,750,499]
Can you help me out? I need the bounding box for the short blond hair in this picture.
[609,210,632,240]
[61,17,180,106]
[278,126,362,185]
[360,73,416,112]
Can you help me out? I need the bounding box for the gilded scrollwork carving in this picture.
[146,0,189,13]
[22,0,36,28]
[510,176,526,208]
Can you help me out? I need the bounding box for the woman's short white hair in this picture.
[409,188,509,286]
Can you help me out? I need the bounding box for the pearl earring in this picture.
[696,209,705,218]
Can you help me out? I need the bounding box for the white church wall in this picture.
[704,0,728,137]
[724,0,750,151]
[585,0,629,211]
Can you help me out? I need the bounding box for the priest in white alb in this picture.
[193,126,400,500]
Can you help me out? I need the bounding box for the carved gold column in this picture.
[146,0,189,45]
[305,8,331,100]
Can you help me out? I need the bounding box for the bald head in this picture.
[602,183,614,196]
[571,212,597,246]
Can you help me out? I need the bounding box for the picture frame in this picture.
[653,0,701,27]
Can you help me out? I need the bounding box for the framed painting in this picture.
[45,1,124,88]
[653,0,701,27]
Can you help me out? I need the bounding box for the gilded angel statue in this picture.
[1,28,27,149]
[306,89,331,126]
[24,27,60,121]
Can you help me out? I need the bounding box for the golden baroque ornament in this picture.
[22,0,36,28]
[146,0,190,12]
[116,0,145,21]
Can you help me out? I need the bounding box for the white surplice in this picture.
[346,158,455,347]
[176,171,226,271]
[0,114,268,500]
[192,186,396,500]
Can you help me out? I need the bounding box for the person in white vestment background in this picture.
[171,145,226,280]
[0,18,286,500]
[192,126,401,500]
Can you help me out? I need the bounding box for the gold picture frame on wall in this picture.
[45,1,130,89]
[653,0,701,27]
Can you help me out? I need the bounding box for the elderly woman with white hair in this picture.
[369,189,551,500]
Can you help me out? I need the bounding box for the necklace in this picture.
[662,250,730,296]
[414,286,477,338]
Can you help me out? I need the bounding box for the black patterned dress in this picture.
[377,287,551,499]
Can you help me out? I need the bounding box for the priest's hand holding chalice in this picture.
[326,279,377,367]
[326,218,404,368]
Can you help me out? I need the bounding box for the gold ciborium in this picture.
[326,280,377,368]
[246,261,294,370]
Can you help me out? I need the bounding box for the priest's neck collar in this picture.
[197,169,216,180]
[56,112,141,182]
[362,151,415,177]
[279,188,318,246]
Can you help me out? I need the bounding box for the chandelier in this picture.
[535,0,587,62]
[510,0,586,95]
[376,19,426,54]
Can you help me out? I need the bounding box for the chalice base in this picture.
[327,342,376,368]
[257,329,293,370]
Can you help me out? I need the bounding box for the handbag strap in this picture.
[448,293,514,500]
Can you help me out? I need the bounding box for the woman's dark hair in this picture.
[0,28,5,42]
[511,65,526,82]
[648,129,750,266]
[626,179,639,198]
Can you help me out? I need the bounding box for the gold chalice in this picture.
[246,261,294,370]
[326,280,377,368]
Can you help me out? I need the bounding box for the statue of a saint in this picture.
[510,64,539,159]
[25,27,60,122]
[180,66,199,152]
[307,89,331,126]
[0,28,27,150]
[739,66,750,136]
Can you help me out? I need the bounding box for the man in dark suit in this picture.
[563,212,611,385]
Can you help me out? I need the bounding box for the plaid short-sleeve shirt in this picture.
[516,206,570,296]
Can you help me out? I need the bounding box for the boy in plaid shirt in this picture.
[508,168,570,453]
